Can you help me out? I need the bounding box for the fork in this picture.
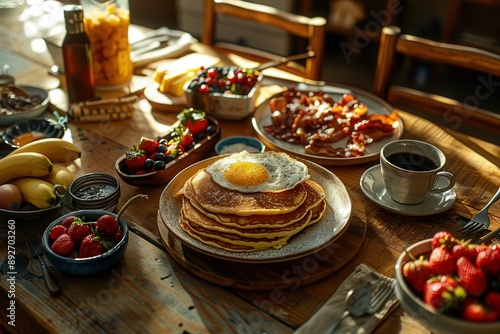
[27,236,60,296]
[458,187,500,235]
[367,277,395,314]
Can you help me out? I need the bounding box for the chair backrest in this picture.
[373,26,500,136]
[202,0,326,81]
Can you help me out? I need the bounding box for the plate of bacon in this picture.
[251,83,404,166]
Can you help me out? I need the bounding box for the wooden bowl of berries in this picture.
[184,65,263,120]
[395,230,500,334]
[114,109,220,186]
[41,194,147,275]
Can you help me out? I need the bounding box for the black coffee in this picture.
[386,152,438,171]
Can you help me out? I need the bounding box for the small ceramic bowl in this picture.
[0,85,50,127]
[3,119,65,148]
[395,239,500,334]
[42,210,128,276]
[54,173,121,212]
[215,136,266,155]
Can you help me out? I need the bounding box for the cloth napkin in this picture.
[294,264,399,334]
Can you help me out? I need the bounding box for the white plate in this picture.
[159,155,352,263]
[360,164,456,216]
[251,83,404,166]
[0,85,50,127]
[144,83,187,112]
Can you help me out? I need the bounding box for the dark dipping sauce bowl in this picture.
[54,173,121,212]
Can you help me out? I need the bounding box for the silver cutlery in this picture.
[27,236,60,296]
[458,187,500,235]
[473,226,500,244]
[327,277,395,333]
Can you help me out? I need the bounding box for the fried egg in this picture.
[205,151,309,193]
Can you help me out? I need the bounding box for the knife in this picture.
[473,226,500,244]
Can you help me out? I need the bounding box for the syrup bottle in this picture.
[62,4,95,103]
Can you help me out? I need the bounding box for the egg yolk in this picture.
[223,161,269,187]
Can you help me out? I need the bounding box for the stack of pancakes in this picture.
[175,155,327,252]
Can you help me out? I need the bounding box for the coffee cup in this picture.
[380,140,455,204]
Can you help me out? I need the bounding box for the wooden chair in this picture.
[202,0,326,81]
[373,26,500,137]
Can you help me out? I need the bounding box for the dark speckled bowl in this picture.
[42,210,128,276]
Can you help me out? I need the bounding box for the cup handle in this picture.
[430,171,455,194]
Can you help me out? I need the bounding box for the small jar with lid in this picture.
[62,5,95,103]
[81,0,133,90]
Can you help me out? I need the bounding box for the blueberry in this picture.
[157,144,167,153]
[206,125,217,135]
[165,155,175,163]
[154,160,166,170]
[144,158,155,170]
[170,131,179,139]
[196,132,206,141]
[159,138,169,145]
[155,152,165,161]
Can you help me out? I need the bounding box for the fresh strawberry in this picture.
[403,253,432,293]
[431,230,455,249]
[51,234,74,256]
[428,246,455,275]
[484,290,500,315]
[456,256,488,297]
[49,224,67,240]
[462,300,498,322]
[177,108,209,135]
[166,141,185,158]
[67,218,91,245]
[423,275,465,311]
[139,136,159,155]
[451,242,477,262]
[79,234,105,258]
[96,214,119,236]
[61,215,77,228]
[125,145,147,174]
[179,127,194,149]
[111,228,124,244]
[476,246,500,276]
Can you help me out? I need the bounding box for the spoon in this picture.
[326,281,373,333]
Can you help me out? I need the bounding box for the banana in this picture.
[41,164,75,189]
[0,152,53,184]
[7,138,81,163]
[10,177,57,209]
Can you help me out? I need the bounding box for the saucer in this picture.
[360,164,456,216]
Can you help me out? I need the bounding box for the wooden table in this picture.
[1,3,500,334]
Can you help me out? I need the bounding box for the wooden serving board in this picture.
[158,191,367,291]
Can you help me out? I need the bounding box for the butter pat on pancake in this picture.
[185,169,307,216]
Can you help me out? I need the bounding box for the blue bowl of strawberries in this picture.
[42,209,129,276]
[395,230,500,334]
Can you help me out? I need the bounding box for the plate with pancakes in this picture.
[251,83,404,166]
[159,151,352,263]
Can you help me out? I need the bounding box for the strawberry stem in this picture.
[116,194,148,222]
[405,249,417,262]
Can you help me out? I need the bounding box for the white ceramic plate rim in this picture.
[360,164,456,216]
[159,155,352,263]
[251,83,404,166]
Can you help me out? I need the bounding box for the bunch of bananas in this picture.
[0,138,81,209]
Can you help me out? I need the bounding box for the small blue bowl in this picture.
[215,136,266,155]
[42,210,128,276]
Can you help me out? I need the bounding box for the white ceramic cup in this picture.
[380,140,455,204]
